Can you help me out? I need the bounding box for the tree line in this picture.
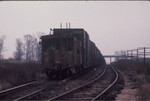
[0,32,45,62]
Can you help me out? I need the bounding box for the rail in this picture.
[91,65,119,101]
[0,81,37,95]
[13,77,73,101]
[48,65,107,101]
[14,88,46,101]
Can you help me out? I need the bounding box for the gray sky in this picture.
[0,1,150,59]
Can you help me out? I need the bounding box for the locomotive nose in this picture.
[47,47,55,64]
[55,52,61,64]
[47,47,61,65]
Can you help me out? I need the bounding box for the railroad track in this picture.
[0,81,37,97]
[48,65,118,101]
[0,80,51,100]
[24,65,106,100]
[10,65,105,100]
[10,78,71,101]
[0,65,107,100]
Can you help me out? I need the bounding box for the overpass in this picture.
[103,55,134,63]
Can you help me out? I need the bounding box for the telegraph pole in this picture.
[127,50,130,59]
[118,47,150,63]
[131,50,133,60]
[110,57,112,63]
[137,49,138,62]
[144,47,146,64]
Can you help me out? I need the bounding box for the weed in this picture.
[0,62,42,90]
[114,60,150,100]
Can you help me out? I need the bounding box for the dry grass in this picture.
[114,60,150,100]
[139,82,150,100]
[0,62,42,90]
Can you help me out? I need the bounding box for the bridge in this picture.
[104,47,150,64]
[103,55,134,63]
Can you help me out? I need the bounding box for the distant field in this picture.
[0,62,43,90]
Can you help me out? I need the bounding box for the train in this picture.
[40,28,106,79]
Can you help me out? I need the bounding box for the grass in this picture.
[113,60,150,100]
[0,61,43,90]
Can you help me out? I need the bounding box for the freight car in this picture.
[40,28,105,79]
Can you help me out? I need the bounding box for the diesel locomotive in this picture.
[40,28,105,79]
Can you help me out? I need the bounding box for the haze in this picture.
[0,1,150,60]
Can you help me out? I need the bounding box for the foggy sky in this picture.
[0,1,150,59]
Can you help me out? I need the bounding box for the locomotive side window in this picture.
[55,38,60,50]
[43,39,51,51]
[50,39,55,48]
[68,38,73,51]
[62,38,73,51]
[77,48,80,54]
[63,38,67,51]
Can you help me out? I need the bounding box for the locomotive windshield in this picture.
[42,37,74,52]
[42,38,60,51]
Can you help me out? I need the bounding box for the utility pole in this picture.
[137,49,138,62]
[144,47,146,64]
[110,57,112,63]
[127,50,130,59]
[130,50,133,60]
[117,47,150,63]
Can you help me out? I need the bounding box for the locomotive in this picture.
[40,28,105,79]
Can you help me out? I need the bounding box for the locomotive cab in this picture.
[41,35,82,79]
[40,28,105,80]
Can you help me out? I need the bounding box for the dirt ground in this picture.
[115,74,140,100]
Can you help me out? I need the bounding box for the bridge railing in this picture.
[105,47,150,64]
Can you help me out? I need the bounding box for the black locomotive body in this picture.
[41,28,105,79]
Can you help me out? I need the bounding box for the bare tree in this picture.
[0,35,6,60]
[24,34,33,62]
[35,32,45,61]
[14,38,24,61]
[32,36,40,61]
[23,32,45,62]
[30,35,37,61]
